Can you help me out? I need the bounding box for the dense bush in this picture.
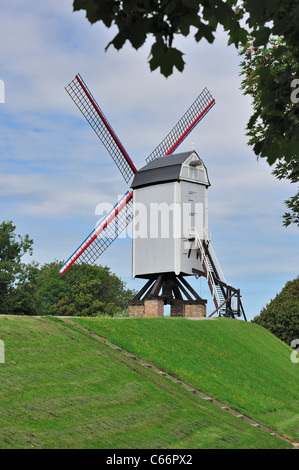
[36,262,134,317]
[0,221,134,316]
[252,277,299,346]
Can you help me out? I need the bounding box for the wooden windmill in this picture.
[60,74,246,320]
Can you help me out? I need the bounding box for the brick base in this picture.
[170,301,185,317]
[129,299,165,317]
[170,301,206,318]
[185,303,206,317]
[129,299,206,318]
[144,299,164,317]
[129,301,145,318]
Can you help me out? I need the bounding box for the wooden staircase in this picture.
[189,228,247,320]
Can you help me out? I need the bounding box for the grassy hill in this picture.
[0,315,296,449]
[72,317,299,442]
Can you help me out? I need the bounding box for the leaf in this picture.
[214,1,233,27]
[149,43,185,77]
[127,23,148,50]
[253,27,272,47]
[106,26,128,51]
[73,0,115,27]
[194,22,215,44]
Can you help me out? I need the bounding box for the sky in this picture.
[0,1,298,321]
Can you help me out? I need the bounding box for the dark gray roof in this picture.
[131,152,195,189]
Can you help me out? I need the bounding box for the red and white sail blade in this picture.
[66,74,137,183]
[146,88,215,164]
[59,191,133,275]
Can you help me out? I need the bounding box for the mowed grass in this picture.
[0,316,292,449]
[73,317,299,442]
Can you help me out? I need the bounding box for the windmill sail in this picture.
[146,88,215,164]
[59,191,133,275]
[60,77,215,276]
[66,74,136,183]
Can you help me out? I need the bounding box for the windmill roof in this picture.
[131,151,210,189]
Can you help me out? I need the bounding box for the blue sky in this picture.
[0,1,298,321]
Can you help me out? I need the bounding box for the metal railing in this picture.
[202,228,226,284]
[189,227,221,310]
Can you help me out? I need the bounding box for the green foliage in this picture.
[10,262,40,316]
[0,221,34,315]
[34,261,135,317]
[252,276,299,346]
[33,261,72,316]
[239,37,298,163]
[272,159,299,227]
[73,0,247,77]
[235,2,299,193]
[239,37,299,226]
[239,1,299,226]
[0,221,134,316]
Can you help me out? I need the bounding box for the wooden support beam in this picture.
[172,283,183,300]
[240,300,247,321]
[175,278,193,301]
[178,275,202,301]
[150,274,163,297]
[132,277,155,301]
[192,268,205,278]
[208,292,236,317]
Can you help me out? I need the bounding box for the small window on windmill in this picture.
[188,159,202,182]
[182,161,197,181]
[181,164,189,180]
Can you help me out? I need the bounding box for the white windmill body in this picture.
[59,74,246,320]
[131,151,210,278]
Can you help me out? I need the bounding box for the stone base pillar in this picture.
[185,302,206,318]
[170,300,185,317]
[129,300,145,318]
[129,299,165,317]
[170,300,206,318]
[129,300,206,318]
[144,299,164,317]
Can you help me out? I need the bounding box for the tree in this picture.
[0,221,135,316]
[34,261,135,316]
[11,262,40,315]
[272,159,299,227]
[73,0,247,77]
[34,262,72,316]
[239,37,299,227]
[252,276,299,346]
[0,221,34,315]
[241,0,299,164]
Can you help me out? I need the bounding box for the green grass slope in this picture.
[73,317,299,442]
[0,316,292,449]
